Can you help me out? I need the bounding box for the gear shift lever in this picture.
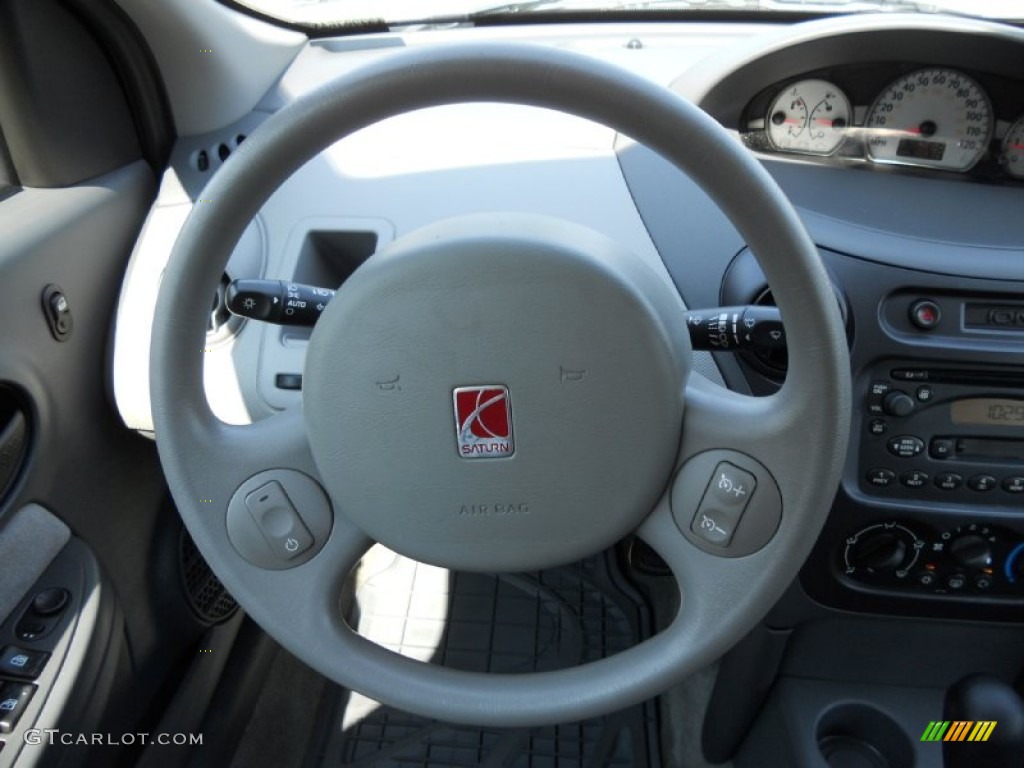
[943,674,1024,768]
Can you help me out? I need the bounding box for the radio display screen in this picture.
[951,398,1024,427]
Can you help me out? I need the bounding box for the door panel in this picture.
[0,1,209,763]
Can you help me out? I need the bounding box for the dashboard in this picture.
[113,12,1024,626]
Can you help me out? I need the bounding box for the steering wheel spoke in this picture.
[679,373,800,463]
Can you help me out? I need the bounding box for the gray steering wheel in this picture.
[151,43,849,727]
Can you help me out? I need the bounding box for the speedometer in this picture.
[865,69,992,172]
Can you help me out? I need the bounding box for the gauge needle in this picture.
[813,119,834,126]
[784,118,802,124]
[1009,144,1024,150]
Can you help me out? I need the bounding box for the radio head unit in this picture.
[859,363,1024,501]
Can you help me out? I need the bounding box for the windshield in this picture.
[234,0,1024,26]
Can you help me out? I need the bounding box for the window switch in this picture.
[0,646,49,680]
[0,682,34,734]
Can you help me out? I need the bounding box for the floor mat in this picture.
[315,546,661,768]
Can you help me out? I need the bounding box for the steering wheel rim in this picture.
[151,42,850,726]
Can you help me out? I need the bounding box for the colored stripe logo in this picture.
[921,721,997,742]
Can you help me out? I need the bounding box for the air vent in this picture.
[179,529,237,625]
[192,132,248,173]
[0,385,30,506]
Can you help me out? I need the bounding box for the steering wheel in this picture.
[151,43,849,727]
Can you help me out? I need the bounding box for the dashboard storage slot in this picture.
[292,230,377,293]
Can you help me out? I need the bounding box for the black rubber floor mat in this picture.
[315,548,660,768]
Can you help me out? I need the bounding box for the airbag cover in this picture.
[303,213,689,571]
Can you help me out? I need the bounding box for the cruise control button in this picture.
[705,462,757,509]
[934,472,963,491]
[900,470,928,489]
[1002,476,1024,494]
[887,436,924,458]
[690,463,758,547]
[244,481,314,560]
[690,507,738,545]
[0,682,33,734]
[866,468,896,487]
[967,474,997,492]
[0,646,49,680]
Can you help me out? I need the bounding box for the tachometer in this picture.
[1001,115,1024,179]
[767,79,850,155]
[865,69,992,172]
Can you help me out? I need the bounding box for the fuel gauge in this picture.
[767,79,850,155]
[1001,115,1024,178]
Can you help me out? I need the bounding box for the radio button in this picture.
[929,438,955,460]
[934,472,963,491]
[967,474,997,492]
[868,419,888,436]
[868,381,890,415]
[866,468,896,487]
[915,385,934,403]
[888,436,924,458]
[900,470,929,489]
[1002,476,1024,494]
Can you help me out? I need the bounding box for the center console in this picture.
[717,249,1024,768]
[801,262,1024,621]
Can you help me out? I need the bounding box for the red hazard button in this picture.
[909,299,941,330]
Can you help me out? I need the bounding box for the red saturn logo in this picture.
[453,386,514,459]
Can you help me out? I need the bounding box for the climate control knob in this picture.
[882,390,915,417]
[843,523,922,578]
[850,532,907,571]
[949,534,993,570]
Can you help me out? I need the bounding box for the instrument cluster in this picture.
[742,63,1024,179]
